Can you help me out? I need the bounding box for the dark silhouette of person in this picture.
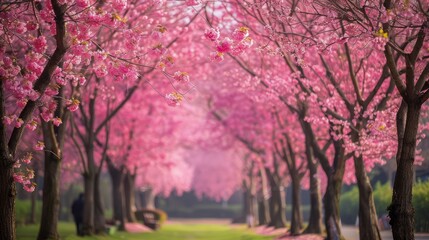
[72,193,84,236]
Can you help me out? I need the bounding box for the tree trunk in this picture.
[37,150,61,240]
[107,163,125,231]
[266,168,286,228]
[389,102,421,240]
[82,173,95,235]
[354,155,382,240]
[0,155,16,240]
[258,200,269,225]
[234,183,248,224]
[323,140,346,240]
[290,173,303,235]
[303,143,322,234]
[258,167,270,225]
[323,174,344,240]
[142,188,156,209]
[94,172,105,234]
[124,172,137,222]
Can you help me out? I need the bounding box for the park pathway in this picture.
[169,218,429,240]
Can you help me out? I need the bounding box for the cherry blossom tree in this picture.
[1,1,70,239]
[305,1,429,239]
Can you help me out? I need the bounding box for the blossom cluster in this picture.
[204,26,254,62]
[13,153,36,192]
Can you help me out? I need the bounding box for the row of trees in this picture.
[193,1,428,240]
[1,0,205,239]
[1,1,428,240]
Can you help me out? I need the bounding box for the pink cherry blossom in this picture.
[232,27,250,42]
[210,52,224,62]
[26,120,38,131]
[67,98,80,112]
[205,28,220,42]
[23,183,36,193]
[22,153,33,164]
[13,173,25,184]
[34,141,45,151]
[32,36,47,54]
[186,0,201,6]
[52,117,62,126]
[165,92,184,106]
[173,71,190,83]
[3,115,16,125]
[216,37,233,53]
[15,118,24,128]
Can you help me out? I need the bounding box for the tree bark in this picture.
[0,155,16,240]
[290,173,303,235]
[94,171,106,234]
[37,149,61,240]
[323,140,346,240]
[323,175,343,240]
[82,173,95,235]
[389,102,421,240]
[107,162,125,230]
[354,155,382,240]
[303,143,322,234]
[266,168,286,228]
[124,171,137,222]
[258,166,270,225]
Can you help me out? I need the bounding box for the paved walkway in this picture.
[168,219,429,240]
[342,225,429,240]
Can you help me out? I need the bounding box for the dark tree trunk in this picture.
[258,167,270,225]
[37,150,61,240]
[258,199,269,225]
[124,172,137,222]
[82,173,95,235]
[290,173,303,235]
[266,168,286,228]
[0,155,16,240]
[347,120,382,240]
[94,172,105,234]
[300,112,345,240]
[323,139,346,240]
[247,169,258,227]
[0,2,67,238]
[107,162,125,231]
[389,102,421,240]
[235,183,248,224]
[354,155,382,240]
[323,174,344,240]
[303,143,322,234]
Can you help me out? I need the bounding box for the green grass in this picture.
[17,222,275,240]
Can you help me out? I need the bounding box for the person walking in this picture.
[71,193,84,236]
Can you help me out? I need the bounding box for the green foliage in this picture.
[164,204,241,218]
[15,199,42,226]
[372,182,392,217]
[340,181,429,232]
[340,186,359,224]
[340,182,392,224]
[17,222,274,240]
[413,181,429,232]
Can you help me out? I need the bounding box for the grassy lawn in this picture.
[17,222,275,240]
